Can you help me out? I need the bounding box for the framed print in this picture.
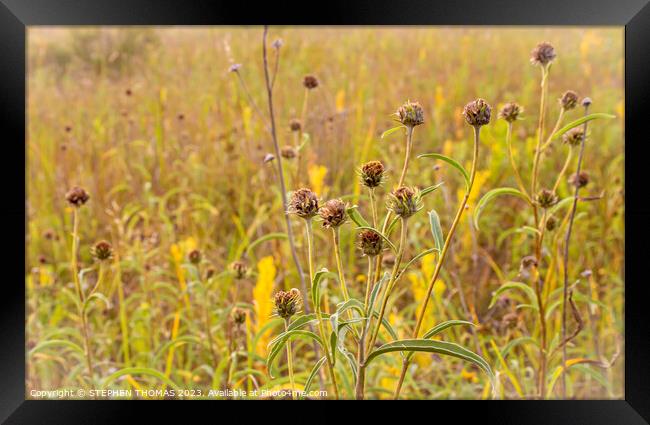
[2,0,650,422]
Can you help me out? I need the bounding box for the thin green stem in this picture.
[398,126,414,188]
[355,256,375,400]
[284,319,296,399]
[332,228,350,303]
[552,147,573,194]
[506,122,530,200]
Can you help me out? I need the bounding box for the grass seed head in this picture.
[530,41,556,66]
[562,127,585,147]
[498,102,523,123]
[387,186,421,218]
[288,188,319,219]
[273,288,302,319]
[358,229,383,257]
[560,90,579,110]
[396,101,424,128]
[569,171,590,188]
[65,186,90,207]
[91,240,113,262]
[359,160,385,188]
[319,199,347,228]
[463,98,491,127]
[535,188,558,209]
[303,75,319,89]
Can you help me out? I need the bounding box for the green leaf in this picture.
[302,356,327,397]
[368,272,390,315]
[421,320,475,339]
[419,153,470,189]
[355,226,397,254]
[267,330,323,378]
[488,281,538,309]
[246,232,288,254]
[29,339,85,357]
[474,187,530,231]
[552,113,616,139]
[397,248,439,280]
[83,292,112,313]
[335,298,365,317]
[346,206,370,228]
[420,181,445,198]
[311,268,338,308]
[381,125,406,139]
[101,367,181,391]
[428,210,444,252]
[501,336,538,359]
[365,339,494,385]
[287,313,319,332]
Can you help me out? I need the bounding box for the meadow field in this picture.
[26,26,624,400]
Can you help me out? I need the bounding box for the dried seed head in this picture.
[44,229,55,240]
[319,199,347,228]
[288,188,319,219]
[231,307,246,325]
[281,146,297,159]
[39,254,47,264]
[91,240,113,262]
[387,186,421,219]
[463,98,491,127]
[359,160,385,188]
[562,127,585,147]
[560,90,579,110]
[530,42,556,67]
[358,229,383,257]
[65,186,90,207]
[230,260,248,279]
[535,188,558,209]
[303,75,319,90]
[125,88,132,96]
[520,255,538,270]
[569,171,590,188]
[498,102,523,123]
[395,101,424,128]
[206,267,215,279]
[582,97,592,107]
[273,288,302,319]
[545,215,558,232]
[188,249,201,265]
[289,119,302,132]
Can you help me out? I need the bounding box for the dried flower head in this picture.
[535,188,558,209]
[65,186,90,207]
[281,146,297,159]
[91,240,113,262]
[273,288,302,319]
[288,188,319,219]
[231,307,246,325]
[562,127,585,147]
[272,39,284,49]
[359,160,385,188]
[560,90,579,110]
[230,260,248,279]
[498,102,523,123]
[358,230,383,257]
[206,267,215,279]
[530,42,556,66]
[188,249,201,265]
[289,119,302,132]
[303,75,319,90]
[387,186,421,218]
[520,255,538,271]
[44,229,55,240]
[545,215,558,232]
[395,101,424,128]
[319,199,347,228]
[463,98,491,127]
[569,171,590,188]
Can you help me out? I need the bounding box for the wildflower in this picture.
[569,171,590,188]
[91,240,113,262]
[582,97,593,107]
[530,42,556,66]
[188,249,201,265]
[281,146,297,159]
[319,199,347,228]
[288,188,319,219]
[359,160,385,188]
[463,98,491,127]
[303,75,319,90]
[395,101,424,128]
[387,186,421,219]
[273,288,302,319]
[65,186,90,207]
[231,260,248,280]
[358,230,383,257]
[498,102,523,123]
[263,153,275,163]
[231,307,247,325]
[289,119,302,132]
[229,63,242,73]
[535,188,558,209]
[545,215,558,231]
[562,127,585,147]
[272,39,283,49]
[560,90,579,110]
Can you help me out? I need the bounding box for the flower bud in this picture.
[281,146,297,159]
[319,199,347,228]
[288,188,319,219]
[230,260,248,279]
[530,42,556,66]
[463,98,491,127]
[91,240,113,262]
[560,90,579,110]
[535,188,558,209]
[562,127,585,147]
[273,288,302,319]
[359,160,385,188]
[545,215,558,232]
[387,186,421,219]
[66,186,90,207]
[395,101,424,128]
[289,119,302,132]
[582,97,592,107]
[568,171,589,188]
[231,307,246,325]
[358,230,383,257]
[188,249,201,265]
[303,75,319,90]
[498,102,523,123]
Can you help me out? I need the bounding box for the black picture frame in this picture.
[3,0,649,422]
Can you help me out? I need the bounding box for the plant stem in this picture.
[398,126,414,188]
[393,125,480,399]
[506,122,530,200]
[332,228,350,304]
[355,256,374,400]
[284,319,296,399]
[561,103,590,398]
[202,280,218,367]
[552,147,573,194]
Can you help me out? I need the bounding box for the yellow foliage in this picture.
[335,89,345,113]
[253,256,276,355]
[308,164,328,196]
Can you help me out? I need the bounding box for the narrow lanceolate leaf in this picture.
[365,339,494,385]
[302,356,327,397]
[286,313,319,332]
[474,187,529,231]
[29,339,85,357]
[311,268,338,307]
[246,232,288,254]
[267,330,323,378]
[101,367,182,391]
[488,281,538,309]
[355,226,397,254]
[428,210,444,252]
[346,206,370,228]
[368,272,390,314]
[418,153,470,189]
[406,320,475,362]
[552,113,616,139]
[420,181,445,198]
[381,125,406,139]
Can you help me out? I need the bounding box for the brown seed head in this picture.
[530,42,556,66]
[319,199,347,228]
[231,307,247,325]
[359,160,385,188]
[358,230,383,257]
[288,188,319,219]
[562,127,585,147]
[520,255,538,270]
[535,188,558,209]
[91,240,113,262]
[545,215,558,232]
[560,90,579,110]
[289,119,302,132]
[463,98,491,127]
[188,249,201,265]
[395,101,424,128]
[303,75,319,90]
[569,171,590,188]
[281,146,297,159]
[387,186,421,218]
[65,186,90,207]
[231,260,248,279]
[498,102,523,123]
[273,288,302,319]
